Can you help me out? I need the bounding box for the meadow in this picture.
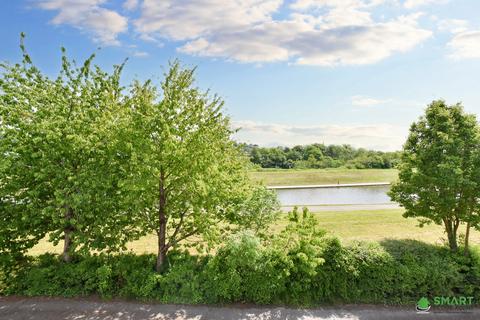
[249,168,398,186]
[30,208,476,255]
[29,168,478,256]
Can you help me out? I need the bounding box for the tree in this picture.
[389,100,480,252]
[123,61,279,272]
[0,36,141,261]
[243,143,400,169]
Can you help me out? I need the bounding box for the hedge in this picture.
[2,234,480,306]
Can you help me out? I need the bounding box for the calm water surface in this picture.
[274,185,392,206]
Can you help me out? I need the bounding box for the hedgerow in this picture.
[2,234,480,306]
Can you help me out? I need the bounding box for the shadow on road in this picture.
[1,297,480,320]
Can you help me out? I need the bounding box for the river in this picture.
[270,183,398,211]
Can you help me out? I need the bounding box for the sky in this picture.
[1,0,480,151]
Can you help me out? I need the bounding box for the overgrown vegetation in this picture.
[241,143,401,169]
[2,209,480,306]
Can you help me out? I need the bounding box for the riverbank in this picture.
[268,182,391,189]
[249,168,398,186]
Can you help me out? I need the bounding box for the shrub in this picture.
[155,251,207,303]
[2,238,480,306]
[313,239,480,305]
[202,231,290,304]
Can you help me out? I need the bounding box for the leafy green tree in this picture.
[0,36,141,261]
[467,146,480,253]
[123,61,279,271]
[389,100,480,251]
[244,143,399,169]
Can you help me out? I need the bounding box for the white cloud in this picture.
[436,18,480,60]
[35,0,433,65]
[123,0,139,11]
[179,18,307,63]
[294,14,432,66]
[232,120,408,151]
[37,0,128,45]
[180,13,431,66]
[134,0,282,41]
[404,0,449,9]
[437,19,469,34]
[447,30,480,60]
[134,0,431,66]
[291,0,386,11]
[132,50,149,57]
[351,95,390,106]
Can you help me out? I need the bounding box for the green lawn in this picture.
[29,208,479,255]
[310,209,480,244]
[249,168,398,186]
[29,233,164,256]
[28,168,403,255]
[273,209,480,245]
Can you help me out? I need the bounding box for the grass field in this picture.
[27,168,475,255]
[29,208,479,255]
[311,209,480,244]
[249,168,398,186]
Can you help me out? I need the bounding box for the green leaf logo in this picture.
[416,297,431,312]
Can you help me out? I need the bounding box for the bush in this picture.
[155,251,208,303]
[202,231,290,304]
[2,238,480,306]
[312,239,480,305]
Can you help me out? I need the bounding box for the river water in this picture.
[273,184,393,206]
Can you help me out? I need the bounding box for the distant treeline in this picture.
[240,143,401,169]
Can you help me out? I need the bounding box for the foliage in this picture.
[0,35,142,260]
[120,61,279,271]
[242,143,400,169]
[272,207,329,304]
[389,100,480,251]
[202,231,290,304]
[227,185,280,236]
[0,41,277,269]
[3,206,477,306]
[2,239,480,306]
[2,39,480,308]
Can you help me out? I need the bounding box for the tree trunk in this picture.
[465,221,471,256]
[448,232,458,251]
[156,170,168,272]
[156,230,167,272]
[62,206,74,263]
[444,218,458,251]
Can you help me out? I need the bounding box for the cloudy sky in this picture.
[1,0,480,151]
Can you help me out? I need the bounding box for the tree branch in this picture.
[165,209,188,248]
[165,227,199,251]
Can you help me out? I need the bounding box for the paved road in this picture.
[1,297,479,320]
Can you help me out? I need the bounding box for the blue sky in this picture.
[1,0,480,150]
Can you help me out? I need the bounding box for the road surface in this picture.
[1,297,479,320]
